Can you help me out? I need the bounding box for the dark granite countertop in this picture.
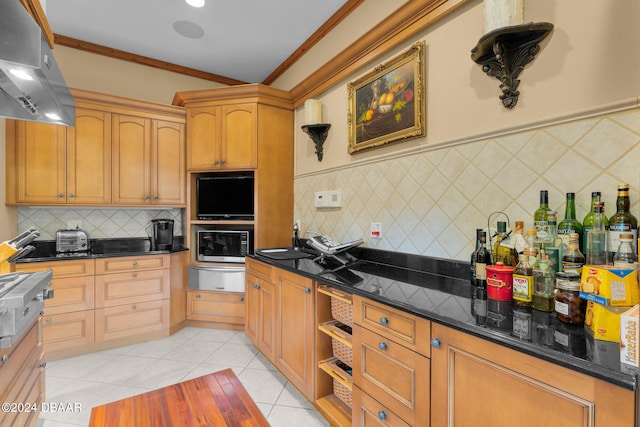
[250,244,640,391]
[15,237,188,263]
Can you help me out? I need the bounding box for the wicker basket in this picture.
[332,338,353,367]
[333,379,352,409]
[331,297,353,326]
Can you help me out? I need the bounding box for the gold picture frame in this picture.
[348,40,426,154]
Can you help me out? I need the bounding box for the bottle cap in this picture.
[497,221,507,232]
[566,192,575,198]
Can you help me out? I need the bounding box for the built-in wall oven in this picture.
[188,265,245,293]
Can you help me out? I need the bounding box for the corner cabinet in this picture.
[6,88,186,207]
[430,323,638,427]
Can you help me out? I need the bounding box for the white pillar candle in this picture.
[483,0,524,33]
[304,99,322,125]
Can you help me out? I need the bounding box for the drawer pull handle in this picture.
[132,305,137,309]
[132,261,138,266]
[378,342,388,351]
[46,317,52,323]
[431,338,441,348]
[41,362,47,368]
[305,288,311,294]
[132,273,138,278]
[254,284,260,289]
[378,411,387,420]
[196,294,201,299]
[379,317,388,325]
[240,297,244,302]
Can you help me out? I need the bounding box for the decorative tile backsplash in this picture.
[295,108,640,262]
[18,207,183,240]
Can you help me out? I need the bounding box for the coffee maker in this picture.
[149,219,174,250]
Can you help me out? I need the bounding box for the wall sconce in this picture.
[302,99,330,161]
[471,1,553,109]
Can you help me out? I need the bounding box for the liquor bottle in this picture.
[586,202,607,265]
[493,221,514,266]
[557,192,583,253]
[607,184,638,263]
[470,229,483,288]
[512,247,534,307]
[582,192,608,251]
[533,254,555,312]
[613,233,638,270]
[534,190,551,243]
[475,230,492,290]
[562,232,585,275]
[543,211,562,273]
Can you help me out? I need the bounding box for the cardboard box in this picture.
[620,304,639,367]
[584,301,629,342]
[579,265,639,306]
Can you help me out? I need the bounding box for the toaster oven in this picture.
[56,228,90,253]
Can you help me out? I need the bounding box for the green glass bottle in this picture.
[607,184,638,263]
[557,192,583,253]
[493,221,514,266]
[534,190,551,245]
[582,192,608,251]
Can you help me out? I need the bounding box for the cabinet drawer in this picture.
[0,320,40,399]
[353,295,431,356]
[245,258,274,282]
[187,290,246,324]
[95,254,169,274]
[353,324,430,426]
[95,269,170,308]
[17,259,95,278]
[95,299,169,342]
[42,310,95,352]
[44,276,95,315]
[352,385,411,427]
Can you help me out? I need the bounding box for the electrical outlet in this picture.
[370,222,382,239]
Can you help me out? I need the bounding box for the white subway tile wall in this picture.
[18,208,183,240]
[295,109,640,261]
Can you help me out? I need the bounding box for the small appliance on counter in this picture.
[149,219,174,251]
[56,227,91,254]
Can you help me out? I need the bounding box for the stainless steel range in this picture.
[0,270,53,349]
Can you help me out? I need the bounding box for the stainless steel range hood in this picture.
[0,1,75,126]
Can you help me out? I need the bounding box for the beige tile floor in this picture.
[36,327,329,426]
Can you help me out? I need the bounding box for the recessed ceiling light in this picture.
[173,21,205,39]
[185,0,205,7]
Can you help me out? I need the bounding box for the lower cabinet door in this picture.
[353,325,430,426]
[95,299,169,341]
[187,290,246,324]
[352,385,411,427]
[42,310,95,353]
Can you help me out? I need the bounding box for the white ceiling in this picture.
[45,0,349,83]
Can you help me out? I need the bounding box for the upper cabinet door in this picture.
[67,108,112,205]
[186,106,220,170]
[151,120,186,206]
[15,121,67,204]
[112,114,152,205]
[221,103,257,169]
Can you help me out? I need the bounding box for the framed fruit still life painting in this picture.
[348,40,426,154]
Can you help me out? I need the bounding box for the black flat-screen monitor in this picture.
[196,173,254,220]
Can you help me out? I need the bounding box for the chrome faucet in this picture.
[293,223,301,249]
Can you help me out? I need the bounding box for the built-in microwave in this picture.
[197,230,252,263]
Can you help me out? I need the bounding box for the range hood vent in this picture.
[0,2,75,126]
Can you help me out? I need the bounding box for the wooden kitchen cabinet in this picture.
[112,115,186,206]
[6,88,186,207]
[0,320,44,427]
[275,268,315,399]
[7,108,111,205]
[430,323,637,427]
[245,271,277,362]
[352,295,431,427]
[95,299,169,342]
[187,290,246,325]
[95,268,170,308]
[185,103,256,170]
[41,310,95,354]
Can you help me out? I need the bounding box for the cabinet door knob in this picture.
[305,287,311,294]
[379,317,388,325]
[58,193,64,198]
[220,159,226,165]
[378,411,387,420]
[214,160,220,165]
[132,273,137,278]
[196,294,201,299]
[46,317,52,323]
[378,342,388,351]
[431,338,441,348]
[132,305,137,309]
[144,195,150,200]
[239,297,244,302]
[254,284,260,289]
[152,195,158,200]
[40,362,47,369]
[132,261,138,266]
[69,193,75,198]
